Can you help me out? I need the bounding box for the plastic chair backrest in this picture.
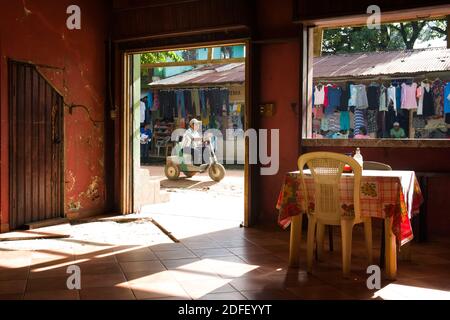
[298,152,362,223]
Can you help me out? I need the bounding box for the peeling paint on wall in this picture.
[66,170,76,193]
[85,176,101,201]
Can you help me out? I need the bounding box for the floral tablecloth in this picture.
[276,170,424,246]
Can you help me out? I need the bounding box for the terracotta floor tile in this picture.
[24,290,80,300]
[228,246,271,256]
[161,258,201,270]
[125,270,175,283]
[0,293,23,300]
[29,266,70,279]
[192,248,234,258]
[178,278,234,299]
[155,249,197,260]
[120,260,166,274]
[26,277,70,292]
[183,241,222,250]
[130,281,190,300]
[80,273,128,289]
[199,292,247,300]
[0,267,29,281]
[115,249,158,262]
[80,262,123,275]
[79,287,135,300]
[149,243,187,252]
[0,280,27,295]
[288,284,353,300]
[241,289,300,300]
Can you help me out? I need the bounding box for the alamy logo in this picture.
[66,5,81,30]
[67,265,81,290]
[367,5,381,30]
[366,265,381,290]
[171,128,280,176]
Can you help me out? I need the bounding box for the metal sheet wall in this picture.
[8,61,64,230]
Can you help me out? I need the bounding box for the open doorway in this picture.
[123,43,249,239]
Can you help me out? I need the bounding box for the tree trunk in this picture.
[447,15,450,49]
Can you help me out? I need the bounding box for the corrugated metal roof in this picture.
[314,47,450,79]
[149,63,245,87]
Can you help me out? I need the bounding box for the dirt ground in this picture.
[138,165,245,240]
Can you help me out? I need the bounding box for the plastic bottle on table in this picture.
[353,148,364,167]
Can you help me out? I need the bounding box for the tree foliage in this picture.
[322,19,448,54]
[140,51,183,64]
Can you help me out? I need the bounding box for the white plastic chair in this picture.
[299,152,373,277]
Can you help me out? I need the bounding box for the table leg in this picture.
[289,215,303,268]
[384,216,397,280]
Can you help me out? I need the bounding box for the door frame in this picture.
[119,39,253,227]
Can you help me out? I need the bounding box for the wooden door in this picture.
[9,60,64,230]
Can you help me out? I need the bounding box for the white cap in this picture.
[393,122,400,126]
[190,119,202,126]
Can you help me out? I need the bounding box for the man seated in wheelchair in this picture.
[180,119,212,166]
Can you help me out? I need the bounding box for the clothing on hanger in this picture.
[401,82,418,110]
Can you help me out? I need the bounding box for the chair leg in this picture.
[363,217,373,265]
[316,222,325,261]
[341,219,354,277]
[307,216,317,274]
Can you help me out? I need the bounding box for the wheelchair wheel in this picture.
[209,164,226,182]
[165,164,180,180]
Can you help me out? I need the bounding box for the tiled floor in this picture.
[1,218,450,300]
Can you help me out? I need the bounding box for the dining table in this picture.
[276,169,424,280]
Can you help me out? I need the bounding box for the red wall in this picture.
[0,0,109,230]
[255,0,301,224]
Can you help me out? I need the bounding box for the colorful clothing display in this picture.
[312,78,449,140]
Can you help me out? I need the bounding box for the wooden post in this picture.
[313,28,323,58]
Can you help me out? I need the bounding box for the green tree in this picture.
[322,19,448,55]
[140,51,183,64]
[140,51,184,84]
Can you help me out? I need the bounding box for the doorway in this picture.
[8,60,65,230]
[122,42,250,239]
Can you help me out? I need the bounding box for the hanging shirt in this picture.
[152,90,160,111]
[379,85,388,112]
[313,105,324,120]
[350,84,369,109]
[422,84,434,117]
[338,83,350,111]
[401,83,418,110]
[192,89,201,117]
[340,111,350,131]
[314,86,325,105]
[367,85,380,110]
[328,112,341,132]
[325,86,342,115]
[444,83,450,115]
[387,86,397,110]
[432,79,445,116]
[320,117,329,132]
[367,110,378,134]
[354,109,367,136]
